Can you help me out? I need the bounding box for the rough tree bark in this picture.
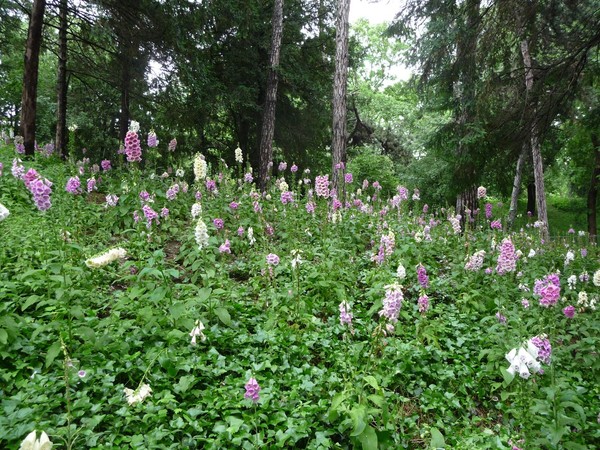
[331,0,350,197]
[507,143,528,229]
[258,0,284,192]
[520,38,549,240]
[588,132,600,240]
[19,0,47,156]
[55,0,68,158]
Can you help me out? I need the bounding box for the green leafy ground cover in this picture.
[0,144,598,449]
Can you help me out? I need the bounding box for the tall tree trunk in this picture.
[527,182,536,216]
[19,0,46,156]
[331,0,350,197]
[258,0,284,192]
[455,186,477,229]
[507,143,528,230]
[55,0,68,158]
[520,38,549,240]
[588,132,600,240]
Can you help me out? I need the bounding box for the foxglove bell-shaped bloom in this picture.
[0,202,9,221]
[190,320,206,345]
[19,430,53,450]
[124,383,152,405]
[85,247,127,268]
[244,377,260,402]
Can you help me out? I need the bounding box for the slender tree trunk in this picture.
[20,0,47,156]
[527,182,536,216]
[55,0,68,158]
[331,0,351,197]
[520,38,549,239]
[258,0,284,192]
[507,143,528,229]
[588,133,600,240]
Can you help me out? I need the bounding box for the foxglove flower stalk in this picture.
[129,120,140,132]
[147,130,158,148]
[290,164,298,173]
[191,203,202,218]
[142,205,159,228]
[244,172,253,183]
[166,184,179,201]
[30,178,53,211]
[87,177,97,193]
[248,227,256,245]
[101,159,111,171]
[0,202,9,221]
[379,282,403,324]
[593,269,600,287]
[339,301,353,326]
[496,238,518,274]
[281,191,294,204]
[105,194,119,207]
[290,249,303,269]
[194,153,207,181]
[418,294,429,313]
[24,168,40,190]
[124,130,142,162]
[315,175,329,198]
[485,203,492,219]
[396,263,406,280]
[195,219,209,250]
[278,161,287,172]
[266,253,280,266]
[190,320,206,345]
[530,335,551,364]
[219,239,231,254]
[465,250,486,271]
[18,430,52,450]
[168,138,177,152]
[534,273,561,307]
[12,158,25,179]
[244,377,260,402]
[448,215,461,234]
[85,247,127,268]
[564,250,575,266]
[417,264,429,289]
[505,345,542,379]
[234,145,243,163]
[213,218,224,230]
[563,305,575,318]
[477,186,487,198]
[124,383,152,405]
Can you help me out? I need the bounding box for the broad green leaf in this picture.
[45,340,62,368]
[169,302,186,321]
[196,287,212,303]
[430,427,445,449]
[364,375,380,391]
[349,405,367,436]
[0,329,7,345]
[358,425,378,450]
[215,307,231,326]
